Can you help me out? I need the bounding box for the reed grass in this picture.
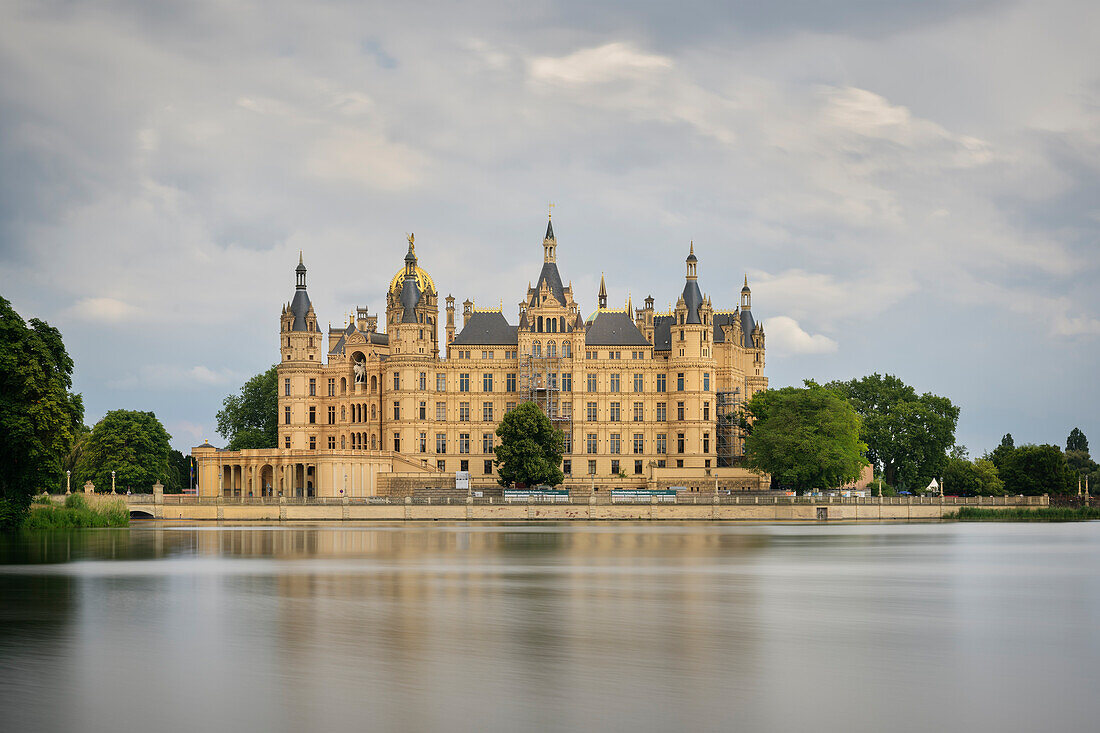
[947,506,1100,522]
[22,492,130,529]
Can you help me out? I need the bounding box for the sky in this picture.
[1,0,1097,456]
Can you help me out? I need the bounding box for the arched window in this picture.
[563,341,572,358]
[559,317,565,333]
[341,435,346,449]
[340,377,347,395]
[547,341,557,358]
[371,404,377,419]
[533,340,542,357]
[537,316,544,333]
[370,375,377,393]
[341,405,346,421]
[371,434,377,450]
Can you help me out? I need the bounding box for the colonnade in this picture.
[218,462,317,498]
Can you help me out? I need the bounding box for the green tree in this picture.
[944,454,1004,496]
[75,410,174,493]
[494,401,565,487]
[163,449,191,494]
[743,382,868,492]
[987,433,1016,471]
[1066,428,1089,454]
[0,296,84,528]
[826,373,959,490]
[1000,444,1076,496]
[216,365,278,450]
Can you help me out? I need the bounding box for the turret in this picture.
[741,274,751,310]
[543,215,556,263]
[282,252,320,362]
[463,298,473,328]
[445,295,456,357]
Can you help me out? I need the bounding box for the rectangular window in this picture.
[609,402,620,422]
[703,372,710,392]
[459,373,470,392]
[703,402,710,421]
[309,435,316,450]
[562,373,572,392]
[609,373,620,393]
[328,436,336,450]
[587,373,597,392]
[419,401,427,420]
[562,401,572,419]
[284,435,290,449]
[419,432,427,453]
[677,373,685,391]
[390,401,398,420]
[633,373,643,392]
[327,378,335,396]
[483,433,494,454]
[677,433,685,453]
[483,402,493,422]
[656,434,667,454]
[459,402,470,421]
[419,372,427,390]
[563,459,572,475]
[703,433,710,453]
[394,372,400,390]
[309,378,316,396]
[610,434,620,454]
[657,459,666,468]
[459,433,470,454]
[611,459,620,475]
[563,432,573,454]
[657,403,666,421]
[437,459,446,471]
[587,402,598,421]
[328,406,336,424]
[483,373,493,392]
[436,373,446,391]
[506,373,517,392]
[436,433,446,454]
[393,433,400,452]
[460,459,469,472]
[587,434,598,454]
[284,378,291,397]
[677,401,685,421]
[633,402,643,422]
[436,402,446,421]
[634,459,643,474]
[633,434,644,454]
[309,406,316,424]
[656,374,666,392]
[506,401,516,413]
[484,459,494,474]
[676,459,683,468]
[588,459,597,475]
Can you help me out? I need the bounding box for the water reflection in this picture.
[2,523,1099,733]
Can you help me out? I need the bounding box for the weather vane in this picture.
[548,201,554,219]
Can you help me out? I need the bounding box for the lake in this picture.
[2,521,1099,732]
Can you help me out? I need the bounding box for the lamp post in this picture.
[111,471,116,494]
[66,470,71,495]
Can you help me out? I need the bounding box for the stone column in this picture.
[153,481,164,504]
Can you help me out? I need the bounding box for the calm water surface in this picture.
[2,521,1099,733]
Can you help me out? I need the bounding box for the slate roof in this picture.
[652,314,674,351]
[681,279,703,324]
[400,275,421,323]
[534,261,566,306]
[585,310,651,347]
[740,308,756,348]
[451,311,519,346]
[545,219,554,240]
[329,327,389,355]
[289,289,313,331]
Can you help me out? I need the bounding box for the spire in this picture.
[685,242,697,280]
[295,252,307,289]
[598,273,607,309]
[741,274,751,311]
[742,273,749,292]
[543,212,556,263]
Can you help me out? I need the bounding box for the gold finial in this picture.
[548,201,554,219]
[744,273,748,287]
[689,240,694,255]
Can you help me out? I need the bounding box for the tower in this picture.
[280,252,321,363]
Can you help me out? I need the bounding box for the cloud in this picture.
[763,316,839,355]
[68,297,142,323]
[529,42,672,85]
[108,365,243,391]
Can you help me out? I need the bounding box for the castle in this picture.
[192,217,769,497]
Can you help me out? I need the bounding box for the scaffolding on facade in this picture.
[519,354,574,453]
[716,389,742,468]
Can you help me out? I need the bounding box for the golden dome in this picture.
[389,266,436,296]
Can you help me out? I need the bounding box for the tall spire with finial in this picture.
[598,272,607,309]
[543,205,556,262]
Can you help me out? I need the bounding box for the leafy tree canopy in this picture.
[0,295,84,528]
[1066,427,1089,454]
[743,381,868,492]
[944,455,1005,496]
[1000,444,1076,496]
[75,410,173,493]
[164,449,191,493]
[826,373,959,490]
[216,365,278,450]
[494,401,565,487]
[986,433,1017,471]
